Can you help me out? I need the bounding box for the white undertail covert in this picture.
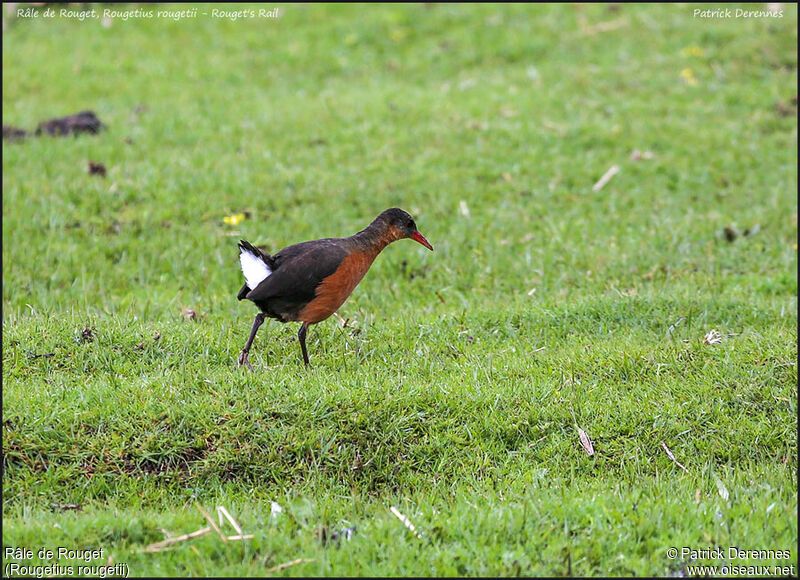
[239,247,271,289]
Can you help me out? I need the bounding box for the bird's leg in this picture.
[238,312,266,370]
[298,322,310,367]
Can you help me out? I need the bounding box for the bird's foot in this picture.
[237,350,254,371]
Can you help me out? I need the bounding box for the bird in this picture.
[236,208,433,369]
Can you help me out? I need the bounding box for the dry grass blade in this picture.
[217,506,254,541]
[661,441,689,473]
[144,527,212,553]
[577,17,629,37]
[142,505,253,553]
[578,427,594,456]
[196,502,227,542]
[217,505,242,535]
[266,558,314,574]
[529,435,547,447]
[389,506,423,539]
[666,315,686,337]
[592,165,620,191]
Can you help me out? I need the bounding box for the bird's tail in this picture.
[238,240,273,295]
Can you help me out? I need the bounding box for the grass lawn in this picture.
[2,2,797,577]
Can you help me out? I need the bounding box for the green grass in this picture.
[2,2,797,577]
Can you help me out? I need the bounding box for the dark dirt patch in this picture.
[36,110,105,136]
[26,352,55,359]
[80,327,95,343]
[3,125,28,140]
[88,161,107,177]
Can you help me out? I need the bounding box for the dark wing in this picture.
[245,239,349,319]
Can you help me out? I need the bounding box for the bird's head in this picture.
[379,208,433,251]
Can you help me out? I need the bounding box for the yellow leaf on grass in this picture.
[223,213,246,226]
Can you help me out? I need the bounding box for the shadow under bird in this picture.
[236,208,433,368]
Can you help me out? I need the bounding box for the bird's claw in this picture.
[237,350,253,371]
